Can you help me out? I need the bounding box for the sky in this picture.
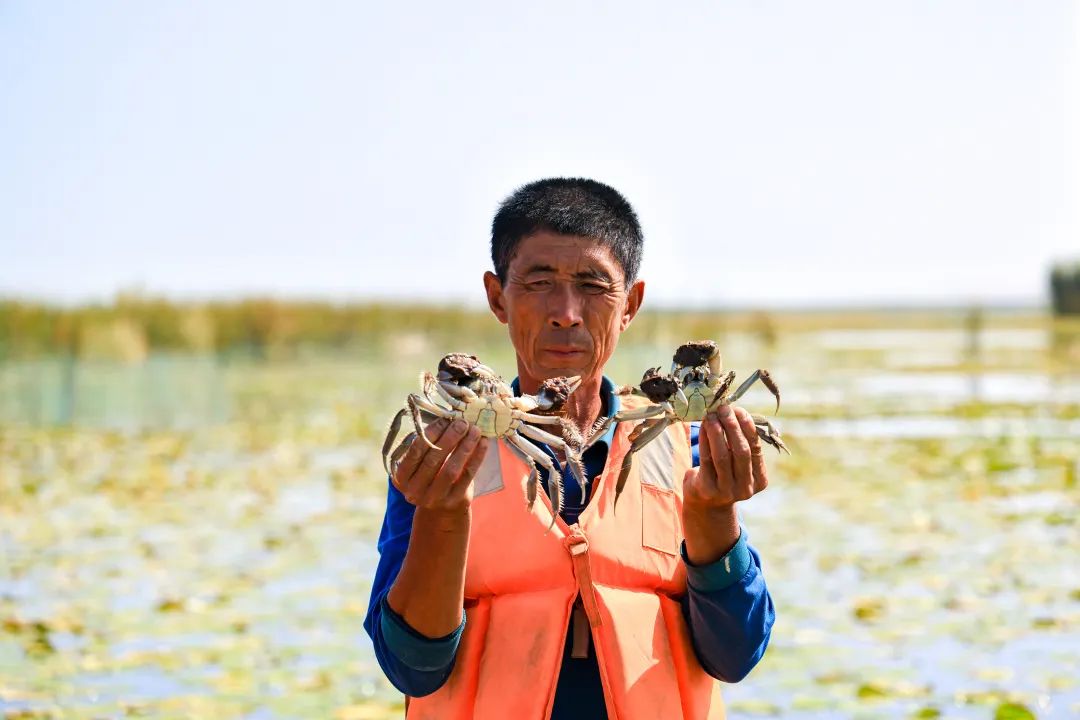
[1,1,1077,309]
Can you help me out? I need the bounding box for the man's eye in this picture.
[581,282,607,294]
[526,280,553,291]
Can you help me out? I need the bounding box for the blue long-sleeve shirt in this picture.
[364,377,775,717]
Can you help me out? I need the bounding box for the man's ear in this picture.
[621,279,645,331]
[484,271,509,324]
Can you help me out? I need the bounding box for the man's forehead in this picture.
[509,231,621,276]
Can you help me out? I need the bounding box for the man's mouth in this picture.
[542,346,587,358]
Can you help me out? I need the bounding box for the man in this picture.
[365,178,775,719]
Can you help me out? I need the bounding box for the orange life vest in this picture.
[406,395,727,720]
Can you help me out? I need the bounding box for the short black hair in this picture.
[490,178,643,287]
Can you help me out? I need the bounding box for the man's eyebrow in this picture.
[573,267,614,282]
[520,264,557,275]
[517,264,615,282]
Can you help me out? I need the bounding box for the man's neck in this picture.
[561,376,605,438]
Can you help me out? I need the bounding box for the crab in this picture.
[381,353,588,526]
[590,340,790,507]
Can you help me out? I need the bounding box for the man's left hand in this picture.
[682,404,769,566]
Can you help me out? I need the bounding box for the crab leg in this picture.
[721,369,773,414]
[406,396,437,450]
[409,395,456,450]
[438,381,479,402]
[614,404,670,423]
[507,432,562,530]
[516,422,573,448]
[587,404,669,449]
[706,371,737,410]
[583,420,613,450]
[752,413,790,454]
[758,370,781,414]
[517,423,588,495]
[381,408,408,474]
[708,377,734,410]
[385,399,442,477]
[421,372,440,404]
[411,394,456,418]
[583,414,613,448]
[504,437,541,509]
[432,381,468,411]
[725,370,759,404]
[388,431,416,478]
[584,404,667,450]
[614,417,674,509]
[706,348,723,379]
[725,369,780,414]
[471,361,498,378]
[512,411,563,426]
[557,441,589,498]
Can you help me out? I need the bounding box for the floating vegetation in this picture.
[1,310,1078,718]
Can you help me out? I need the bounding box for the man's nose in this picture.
[547,284,584,328]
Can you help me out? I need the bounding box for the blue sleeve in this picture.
[680,422,776,682]
[691,421,702,467]
[363,477,464,696]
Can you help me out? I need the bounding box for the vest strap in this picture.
[563,526,603,628]
[570,598,590,659]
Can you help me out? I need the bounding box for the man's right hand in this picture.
[391,417,488,515]
[386,418,487,636]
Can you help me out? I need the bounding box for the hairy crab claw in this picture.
[535,375,582,413]
[437,352,497,385]
[638,367,683,405]
[382,355,589,530]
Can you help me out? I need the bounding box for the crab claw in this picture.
[535,375,582,411]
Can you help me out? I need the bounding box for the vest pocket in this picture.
[641,484,679,556]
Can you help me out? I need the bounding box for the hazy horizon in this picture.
[0,286,1056,313]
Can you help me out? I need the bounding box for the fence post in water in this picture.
[1050,261,1080,315]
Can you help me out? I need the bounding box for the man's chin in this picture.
[535,355,592,378]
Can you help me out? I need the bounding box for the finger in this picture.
[695,422,717,489]
[420,425,482,506]
[445,436,489,504]
[718,405,754,500]
[735,406,769,493]
[416,418,470,480]
[704,414,732,496]
[392,418,448,487]
[400,419,470,503]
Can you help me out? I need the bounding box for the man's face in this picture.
[483,230,644,391]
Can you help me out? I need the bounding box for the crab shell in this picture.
[639,367,681,404]
[672,340,718,369]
